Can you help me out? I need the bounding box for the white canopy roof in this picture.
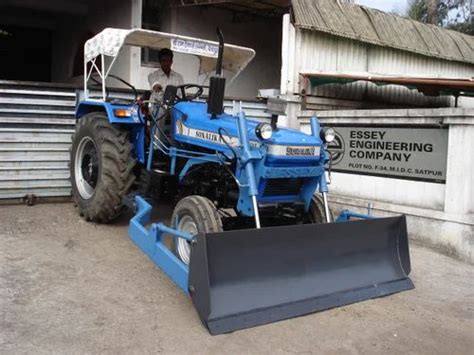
[84,28,256,77]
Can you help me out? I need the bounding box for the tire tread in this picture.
[70,112,136,223]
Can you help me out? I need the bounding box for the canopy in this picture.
[84,28,256,78]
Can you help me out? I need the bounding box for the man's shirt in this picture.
[148,67,184,98]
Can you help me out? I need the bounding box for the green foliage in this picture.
[407,0,427,22]
[406,0,473,34]
[447,21,474,35]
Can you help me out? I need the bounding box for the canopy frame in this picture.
[83,28,256,101]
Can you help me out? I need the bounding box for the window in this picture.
[141,22,162,66]
[141,47,162,66]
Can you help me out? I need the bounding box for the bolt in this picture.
[189,285,195,293]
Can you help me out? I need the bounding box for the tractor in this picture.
[72,27,413,335]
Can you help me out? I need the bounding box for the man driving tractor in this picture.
[148,48,184,103]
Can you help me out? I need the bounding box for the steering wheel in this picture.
[175,84,204,102]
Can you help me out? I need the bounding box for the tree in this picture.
[408,0,428,22]
[406,0,472,34]
[426,0,439,24]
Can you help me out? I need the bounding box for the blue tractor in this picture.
[72,28,413,335]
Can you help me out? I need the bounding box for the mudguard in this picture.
[76,100,143,124]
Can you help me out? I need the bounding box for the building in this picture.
[1,0,472,106]
[0,0,473,262]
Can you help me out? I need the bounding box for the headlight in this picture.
[320,127,336,143]
[255,123,273,140]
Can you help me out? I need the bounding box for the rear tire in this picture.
[171,196,223,265]
[307,194,334,223]
[70,112,135,222]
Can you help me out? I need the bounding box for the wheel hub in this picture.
[176,215,198,265]
[75,136,99,199]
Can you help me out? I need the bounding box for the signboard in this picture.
[328,126,449,183]
[171,38,218,58]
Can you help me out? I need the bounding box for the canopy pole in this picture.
[101,54,106,101]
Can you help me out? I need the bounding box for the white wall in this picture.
[444,124,474,214]
[51,0,138,86]
[132,6,282,98]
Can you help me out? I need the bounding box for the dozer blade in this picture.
[188,215,413,335]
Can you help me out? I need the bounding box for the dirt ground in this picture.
[1,202,473,354]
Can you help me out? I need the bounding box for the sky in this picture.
[354,0,409,15]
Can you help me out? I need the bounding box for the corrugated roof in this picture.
[291,0,474,64]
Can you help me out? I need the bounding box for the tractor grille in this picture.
[263,178,305,196]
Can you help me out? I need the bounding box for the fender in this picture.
[75,100,144,125]
[75,100,146,164]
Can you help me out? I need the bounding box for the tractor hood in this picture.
[172,102,322,158]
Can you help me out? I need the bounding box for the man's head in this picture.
[158,48,174,75]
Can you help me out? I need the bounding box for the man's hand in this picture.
[152,84,163,92]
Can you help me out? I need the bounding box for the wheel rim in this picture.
[176,215,198,265]
[74,136,99,199]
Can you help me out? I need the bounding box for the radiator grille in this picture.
[263,178,305,196]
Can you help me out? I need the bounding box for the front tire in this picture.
[70,112,135,222]
[171,196,223,265]
[307,194,334,223]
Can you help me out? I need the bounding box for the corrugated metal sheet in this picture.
[223,99,271,121]
[0,82,76,200]
[291,0,474,64]
[0,81,270,202]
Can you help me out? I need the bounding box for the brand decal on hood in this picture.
[268,144,320,157]
[176,120,260,148]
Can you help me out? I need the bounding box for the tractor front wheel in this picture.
[171,196,223,265]
[307,194,334,223]
[70,112,135,222]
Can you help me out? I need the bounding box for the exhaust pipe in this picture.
[215,27,224,76]
[207,27,226,117]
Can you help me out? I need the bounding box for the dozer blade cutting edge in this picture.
[188,215,413,335]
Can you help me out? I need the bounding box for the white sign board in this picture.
[328,126,449,183]
[171,38,219,58]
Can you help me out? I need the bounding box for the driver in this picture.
[148,48,184,103]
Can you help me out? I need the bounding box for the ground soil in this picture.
[1,203,473,354]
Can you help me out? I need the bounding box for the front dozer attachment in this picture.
[189,216,413,335]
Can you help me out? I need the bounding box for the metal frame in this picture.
[82,28,256,102]
[83,53,121,101]
[128,191,377,298]
[129,195,191,293]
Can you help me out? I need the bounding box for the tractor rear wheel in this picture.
[70,112,135,222]
[307,194,334,223]
[171,196,223,265]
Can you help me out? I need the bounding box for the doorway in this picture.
[0,25,52,82]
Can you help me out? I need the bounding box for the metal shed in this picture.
[282,0,474,111]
